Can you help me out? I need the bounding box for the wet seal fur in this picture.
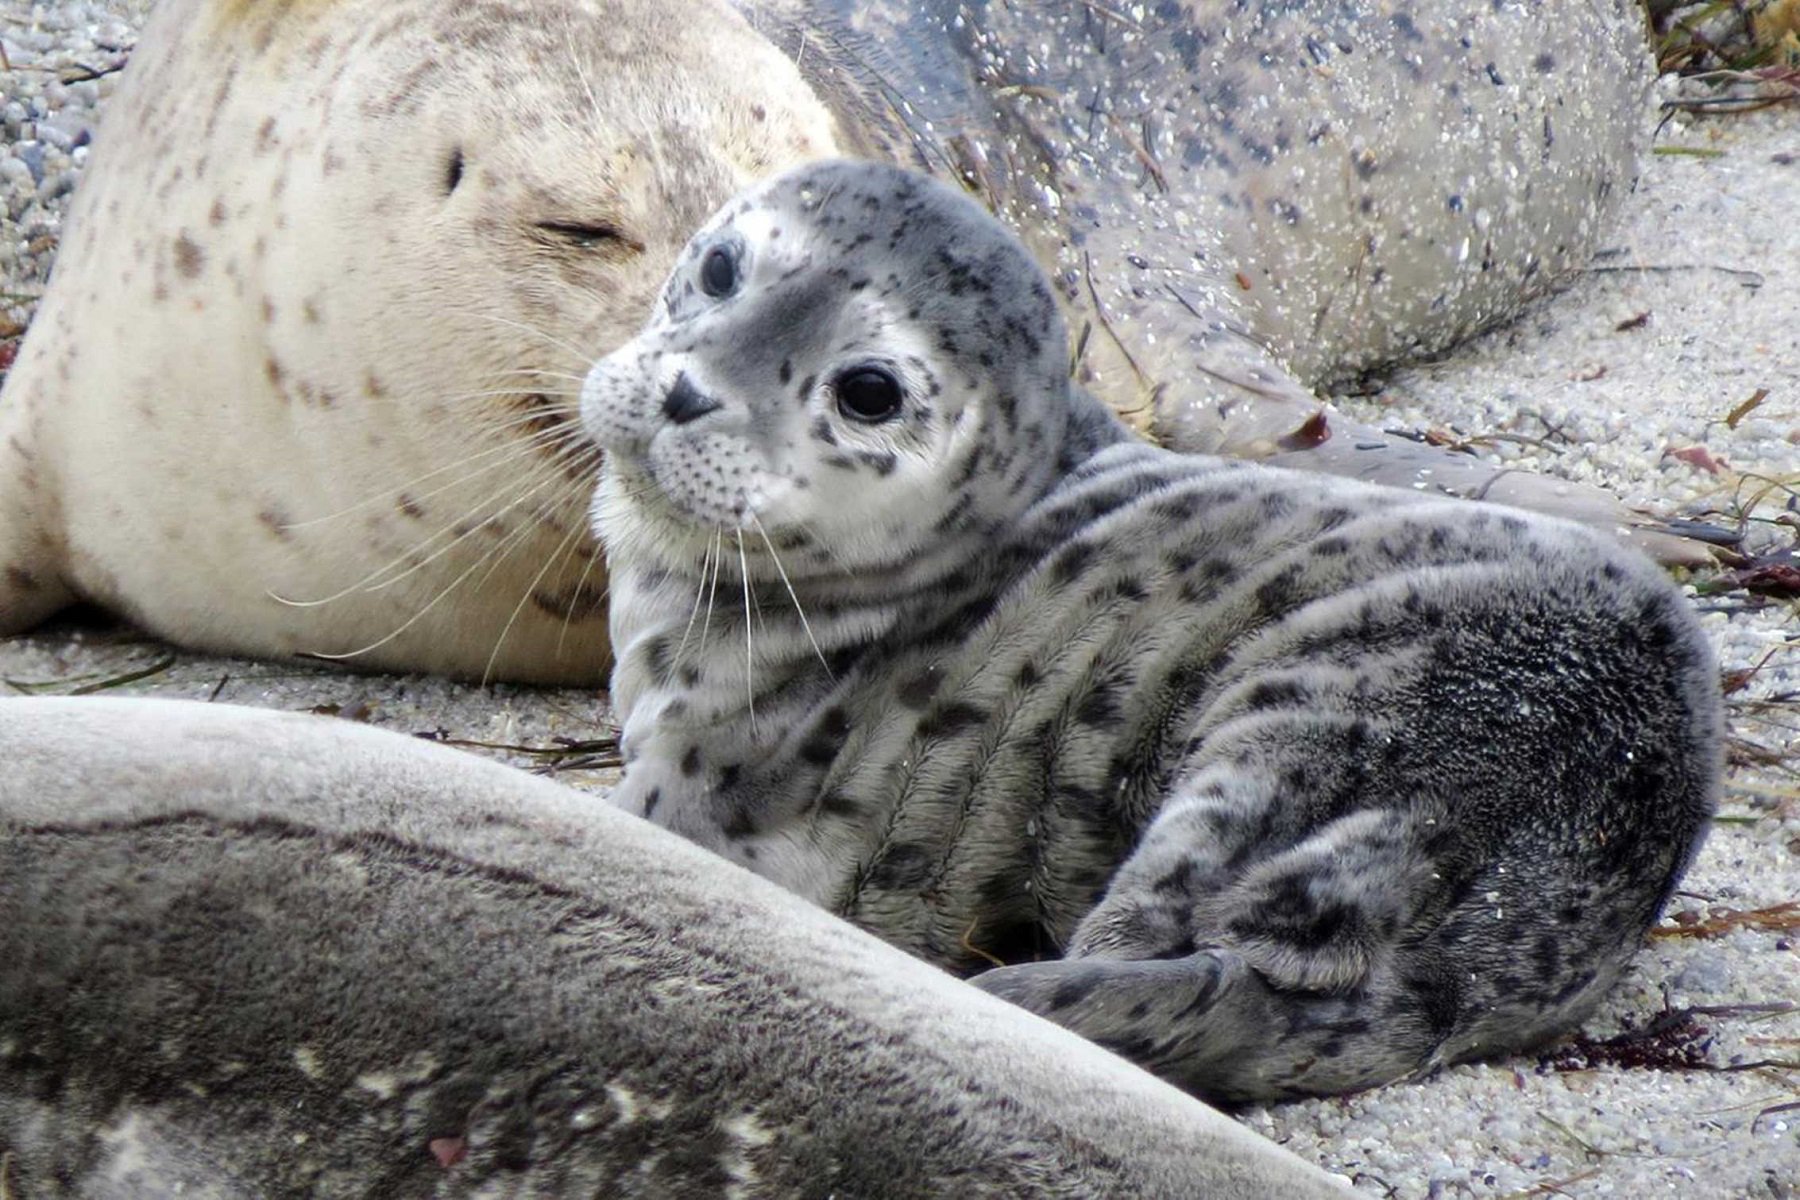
[0,0,1705,685]
[583,161,1722,1103]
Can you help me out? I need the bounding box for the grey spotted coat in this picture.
[581,160,1720,1103]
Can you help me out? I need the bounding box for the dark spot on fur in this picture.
[1075,683,1123,728]
[1245,678,1309,709]
[799,707,852,766]
[817,790,861,818]
[855,450,898,476]
[1154,861,1196,895]
[918,701,986,739]
[1051,541,1098,584]
[896,668,942,709]
[172,234,205,279]
[865,843,934,891]
[644,636,673,681]
[530,579,608,623]
[1050,971,1099,1011]
[1254,565,1303,614]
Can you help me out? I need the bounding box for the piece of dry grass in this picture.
[1653,900,1800,939]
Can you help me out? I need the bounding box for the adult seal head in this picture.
[0,0,843,682]
[0,0,1691,684]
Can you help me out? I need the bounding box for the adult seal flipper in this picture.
[742,0,1718,564]
[0,697,1349,1198]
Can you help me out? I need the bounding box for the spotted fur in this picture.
[589,160,1720,1104]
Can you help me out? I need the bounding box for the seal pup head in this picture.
[580,160,1069,585]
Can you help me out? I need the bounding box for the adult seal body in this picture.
[582,160,1722,1102]
[0,0,1691,682]
[0,696,1351,1197]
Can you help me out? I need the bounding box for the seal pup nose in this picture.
[662,373,723,425]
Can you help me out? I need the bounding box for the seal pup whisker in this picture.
[753,513,833,678]
[351,430,595,592]
[490,367,593,389]
[271,420,572,537]
[464,312,606,374]
[552,545,613,662]
[699,526,725,668]
[466,474,598,597]
[737,528,758,734]
[669,529,719,672]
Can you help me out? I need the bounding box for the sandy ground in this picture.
[3,5,1799,1196]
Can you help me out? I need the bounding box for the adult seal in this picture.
[582,160,1720,1102]
[0,696,1351,1197]
[0,0,1697,683]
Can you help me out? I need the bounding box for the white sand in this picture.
[3,6,1798,1195]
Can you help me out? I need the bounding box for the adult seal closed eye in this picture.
[581,159,1722,1102]
[0,0,1700,683]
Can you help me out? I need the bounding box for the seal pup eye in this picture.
[834,366,904,423]
[700,245,739,297]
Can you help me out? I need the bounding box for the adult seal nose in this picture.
[662,373,722,425]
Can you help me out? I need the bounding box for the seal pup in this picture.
[581,160,1721,1102]
[0,0,1706,684]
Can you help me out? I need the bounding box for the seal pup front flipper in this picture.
[0,696,1349,1198]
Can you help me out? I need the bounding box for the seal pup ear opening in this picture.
[580,159,1073,585]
